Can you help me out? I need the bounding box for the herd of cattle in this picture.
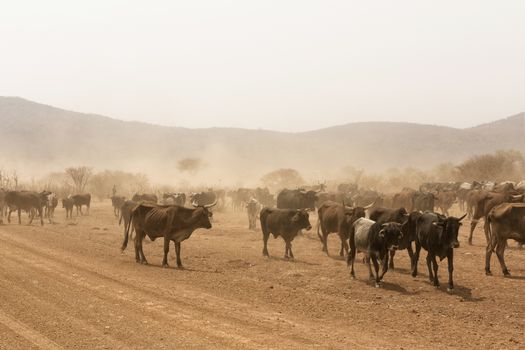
[1,180,525,292]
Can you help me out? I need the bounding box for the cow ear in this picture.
[379,229,385,238]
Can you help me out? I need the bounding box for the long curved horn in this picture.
[363,201,375,210]
[457,213,467,222]
[204,200,218,208]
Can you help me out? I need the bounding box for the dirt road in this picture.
[1,202,524,349]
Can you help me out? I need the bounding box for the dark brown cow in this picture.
[260,207,312,260]
[123,200,216,268]
[5,191,47,225]
[111,195,126,217]
[72,193,91,216]
[317,201,370,257]
[485,203,525,276]
[62,197,74,218]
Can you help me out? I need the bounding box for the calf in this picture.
[45,193,58,223]
[485,203,525,276]
[62,197,74,218]
[260,208,312,260]
[412,213,466,291]
[348,218,403,287]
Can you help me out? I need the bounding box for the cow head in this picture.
[291,209,312,231]
[191,200,217,229]
[432,214,467,248]
[379,222,404,250]
[302,190,319,210]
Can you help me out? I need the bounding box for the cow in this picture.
[246,198,259,230]
[132,193,158,203]
[412,191,435,212]
[44,192,59,223]
[0,189,5,224]
[71,193,91,216]
[485,203,525,276]
[392,188,416,212]
[411,213,466,291]
[62,197,74,218]
[190,191,217,207]
[369,207,418,270]
[260,207,312,260]
[348,218,404,287]
[111,195,126,217]
[468,191,523,245]
[122,200,217,268]
[317,201,371,257]
[435,191,457,216]
[162,193,186,206]
[119,200,137,240]
[230,188,253,211]
[276,189,319,210]
[254,187,275,208]
[5,191,47,225]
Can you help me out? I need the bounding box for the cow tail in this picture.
[316,216,323,242]
[122,208,134,251]
[486,214,495,253]
[119,211,123,226]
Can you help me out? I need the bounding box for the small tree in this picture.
[260,168,305,192]
[177,158,203,174]
[65,166,93,192]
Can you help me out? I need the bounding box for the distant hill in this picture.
[0,97,524,186]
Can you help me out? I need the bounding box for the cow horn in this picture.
[204,200,218,209]
[457,213,467,222]
[363,201,375,210]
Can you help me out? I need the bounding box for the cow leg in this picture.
[18,208,22,225]
[366,256,374,281]
[322,231,329,255]
[411,241,421,277]
[406,244,414,271]
[262,231,270,257]
[284,240,291,260]
[288,241,295,260]
[175,242,183,268]
[389,250,396,269]
[426,253,434,283]
[39,208,44,226]
[431,254,440,287]
[446,248,454,291]
[371,255,381,287]
[134,231,142,263]
[483,219,491,245]
[485,233,496,276]
[162,237,170,268]
[28,209,35,225]
[495,239,510,276]
[468,220,478,245]
[348,248,357,279]
[379,252,389,281]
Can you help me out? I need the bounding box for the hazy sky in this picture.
[1,1,524,131]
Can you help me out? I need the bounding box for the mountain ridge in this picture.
[1,96,524,185]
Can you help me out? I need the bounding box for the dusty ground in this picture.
[0,202,524,350]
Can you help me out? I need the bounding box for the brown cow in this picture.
[72,193,91,216]
[62,197,74,219]
[317,201,372,257]
[485,203,525,276]
[468,191,523,245]
[435,191,457,216]
[5,191,47,225]
[123,200,216,268]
